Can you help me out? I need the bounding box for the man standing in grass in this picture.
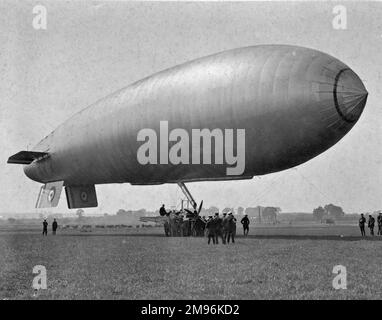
[222,212,229,243]
[359,214,366,237]
[227,213,237,244]
[377,212,382,236]
[52,219,58,235]
[368,215,375,236]
[214,212,225,244]
[206,216,215,244]
[241,214,250,236]
[42,219,48,236]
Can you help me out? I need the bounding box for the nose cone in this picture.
[334,68,368,123]
[23,162,42,183]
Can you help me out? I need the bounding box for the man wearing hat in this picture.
[205,216,215,244]
[227,212,237,243]
[368,214,375,236]
[377,212,382,236]
[359,213,366,237]
[240,214,250,236]
[159,204,168,216]
[214,212,225,244]
[222,212,229,243]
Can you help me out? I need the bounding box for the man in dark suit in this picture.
[52,219,58,235]
[377,212,382,236]
[222,212,229,243]
[159,204,167,216]
[359,214,366,236]
[368,215,375,236]
[214,212,225,244]
[241,214,250,236]
[42,219,48,236]
[206,216,215,244]
[227,213,237,244]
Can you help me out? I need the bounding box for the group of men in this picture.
[160,204,251,241]
[358,213,382,236]
[42,219,58,236]
[204,212,250,244]
[205,212,236,244]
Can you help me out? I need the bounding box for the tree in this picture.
[324,204,345,219]
[202,206,219,216]
[116,209,127,216]
[237,206,244,216]
[209,206,219,213]
[245,207,260,217]
[136,209,146,215]
[262,207,279,223]
[313,206,325,221]
[7,217,16,224]
[222,207,234,214]
[76,209,84,220]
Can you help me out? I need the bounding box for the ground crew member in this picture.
[359,214,366,236]
[159,204,167,216]
[227,213,236,244]
[368,214,375,236]
[241,214,250,236]
[164,219,171,236]
[222,212,229,243]
[52,219,58,235]
[42,219,48,236]
[193,216,205,236]
[378,212,382,236]
[169,211,178,236]
[200,216,207,236]
[214,212,225,244]
[206,216,215,244]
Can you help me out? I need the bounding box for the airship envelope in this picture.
[8,45,368,208]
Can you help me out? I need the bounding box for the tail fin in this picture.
[7,151,49,165]
[65,185,98,209]
[36,181,64,208]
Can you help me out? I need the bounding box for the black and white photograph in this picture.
[1,0,381,306]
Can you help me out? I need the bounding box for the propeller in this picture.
[184,200,203,218]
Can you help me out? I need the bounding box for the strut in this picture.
[177,182,197,210]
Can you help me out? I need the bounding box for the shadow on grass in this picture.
[55,233,382,241]
[242,234,382,241]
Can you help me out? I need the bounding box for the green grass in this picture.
[0,225,381,299]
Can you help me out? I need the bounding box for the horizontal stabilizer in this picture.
[7,151,49,165]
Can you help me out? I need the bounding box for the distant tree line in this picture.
[199,206,281,223]
[313,204,345,221]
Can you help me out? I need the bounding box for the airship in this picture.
[8,45,368,210]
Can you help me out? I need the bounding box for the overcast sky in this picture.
[0,0,381,216]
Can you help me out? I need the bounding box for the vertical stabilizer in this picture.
[36,181,64,208]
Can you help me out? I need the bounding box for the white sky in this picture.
[0,0,381,216]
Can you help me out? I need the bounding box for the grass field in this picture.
[1,225,381,300]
